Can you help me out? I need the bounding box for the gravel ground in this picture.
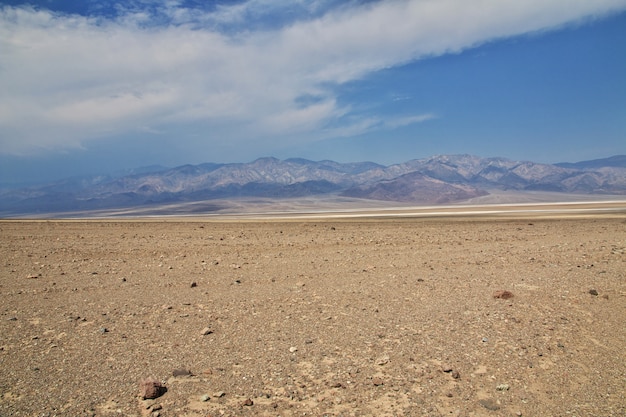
[0,216,625,416]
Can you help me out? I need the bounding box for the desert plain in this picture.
[1,204,625,416]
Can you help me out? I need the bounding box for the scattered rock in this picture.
[479,398,500,411]
[213,391,226,398]
[242,398,253,406]
[190,281,197,288]
[201,327,213,335]
[496,383,510,391]
[139,378,167,400]
[200,394,210,402]
[172,369,192,377]
[589,289,598,296]
[493,290,514,299]
[376,355,389,365]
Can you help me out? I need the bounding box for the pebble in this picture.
[214,391,225,398]
[289,346,298,353]
[589,289,599,296]
[172,369,192,377]
[496,383,510,391]
[200,394,210,402]
[372,377,384,386]
[242,398,254,406]
[190,281,197,288]
[479,398,500,411]
[139,378,167,400]
[99,327,108,334]
[201,327,213,335]
[451,370,461,379]
[493,290,514,299]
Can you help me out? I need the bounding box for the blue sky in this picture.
[0,0,625,184]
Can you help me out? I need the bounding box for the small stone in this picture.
[139,378,167,400]
[376,355,389,365]
[200,394,210,402]
[479,398,500,411]
[442,365,453,373]
[190,281,197,288]
[446,392,453,398]
[172,369,192,377]
[482,337,489,343]
[496,383,510,391]
[242,398,253,406]
[451,370,461,379]
[201,327,213,335]
[589,289,598,296]
[493,290,514,299]
[214,391,225,398]
[99,327,108,334]
[372,377,384,386]
[289,346,298,353]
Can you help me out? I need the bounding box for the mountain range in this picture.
[1,154,625,216]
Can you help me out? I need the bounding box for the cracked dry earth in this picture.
[0,217,625,417]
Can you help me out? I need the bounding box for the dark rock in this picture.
[589,289,598,296]
[172,369,192,377]
[242,398,254,406]
[479,398,500,411]
[190,281,197,288]
[139,378,167,400]
[493,290,514,299]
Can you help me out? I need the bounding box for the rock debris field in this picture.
[0,216,625,416]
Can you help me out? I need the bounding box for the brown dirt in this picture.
[1,216,625,416]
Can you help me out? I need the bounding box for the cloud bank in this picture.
[1,0,625,155]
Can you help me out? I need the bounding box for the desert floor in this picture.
[1,211,625,416]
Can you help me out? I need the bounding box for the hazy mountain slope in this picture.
[0,155,624,215]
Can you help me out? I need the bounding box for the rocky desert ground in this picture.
[1,208,625,416]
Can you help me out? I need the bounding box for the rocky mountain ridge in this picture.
[1,154,624,215]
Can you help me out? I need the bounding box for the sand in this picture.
[1,213,625,416]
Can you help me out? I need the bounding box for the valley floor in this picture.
[1,214,625,416]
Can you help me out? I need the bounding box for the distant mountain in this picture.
[1,154,624,216]
[555,155,626,170]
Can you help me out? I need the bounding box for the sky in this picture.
[0,0,625,184]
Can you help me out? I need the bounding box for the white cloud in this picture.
[0,0,625,155]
